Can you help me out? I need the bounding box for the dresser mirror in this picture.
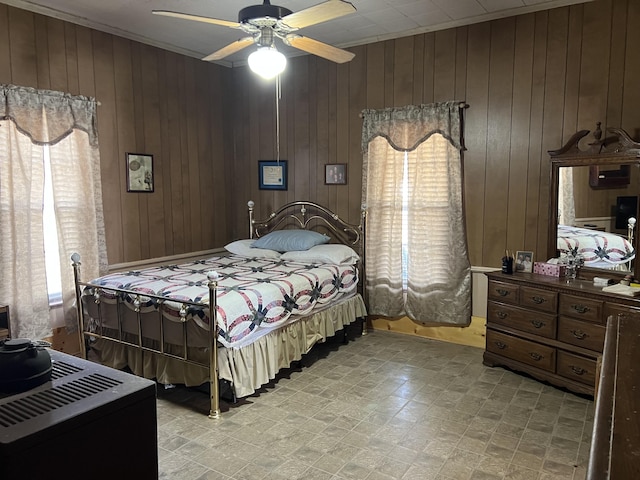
[548,126,640,280]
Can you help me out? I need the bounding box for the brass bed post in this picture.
[207,271,221,419]
[248,200,255,239]
[628,217,636,272]
[71,253,87,359]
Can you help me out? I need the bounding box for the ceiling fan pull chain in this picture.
[276,75,281,163]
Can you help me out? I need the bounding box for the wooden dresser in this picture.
[484,271,640,396]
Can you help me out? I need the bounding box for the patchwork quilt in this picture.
[84,255,358,349]
[557,225,635,266]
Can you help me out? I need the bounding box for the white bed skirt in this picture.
[92,294,366,398]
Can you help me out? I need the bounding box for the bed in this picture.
[557,224,635,269]
[72,200,367,418]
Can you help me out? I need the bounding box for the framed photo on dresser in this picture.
[515,251,534,273]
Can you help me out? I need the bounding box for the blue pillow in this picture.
[251,229,330,252]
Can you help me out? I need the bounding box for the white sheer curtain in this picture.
[361,102,471,325]
[0,84,107,340]
[558,167,575,227]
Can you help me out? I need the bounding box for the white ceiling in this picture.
[2,0,592,67]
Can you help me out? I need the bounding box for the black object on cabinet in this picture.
[615,195,638,230]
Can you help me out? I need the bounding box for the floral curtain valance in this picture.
[361,101,464,152]
[0,84,98,147]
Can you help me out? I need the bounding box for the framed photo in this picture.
[515,250,534,273]
[126,153,154,192]
[259,160,288,190]
[325,163,347,185]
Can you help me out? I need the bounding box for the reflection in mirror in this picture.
[557,165,637,274]
[548,126,640,280]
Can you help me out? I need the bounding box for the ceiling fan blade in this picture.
[202,37,255,62]
[281,0,356,30]
[286,35,355,63]
[152,10,240,29]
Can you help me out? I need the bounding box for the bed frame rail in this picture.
[72,253,221,419]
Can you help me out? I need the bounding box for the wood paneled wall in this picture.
[572,165,640,223]
[230,0,640,268]
[2,0,639,271]
[0,4,233,265]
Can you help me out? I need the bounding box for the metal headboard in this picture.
[248,200,364,247]
[247,200,367,301]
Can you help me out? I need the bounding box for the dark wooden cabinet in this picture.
[0,350,158,479]
[588,314,640,479]
[484,272,640,396]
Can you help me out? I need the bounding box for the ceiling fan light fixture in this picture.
[248,46,286,79]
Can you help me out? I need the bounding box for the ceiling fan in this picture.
[153,0,357,75]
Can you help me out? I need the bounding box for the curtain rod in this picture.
[359,102,469,118]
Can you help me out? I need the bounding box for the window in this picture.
[43,146,62,304]
[0,84,105,340]
[401,152,409,291]
[361,102,471,324]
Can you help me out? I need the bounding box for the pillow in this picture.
[224,239,282,259]
[281,244,360,265]
[251,229,330,252]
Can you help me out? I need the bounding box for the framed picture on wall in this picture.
[126,153,154,192]
[259,160,288,190]
[325,163,347,185]
[515,250,534,273]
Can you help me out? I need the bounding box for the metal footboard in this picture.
[71,253,221,419]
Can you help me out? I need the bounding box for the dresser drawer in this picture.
[488,302,556,338]
[557,350,597,387]
[486,330,556,372]
[488,280,519,305]
[557,316,605,352]
[559,294,603,323]
[519,286,557,314]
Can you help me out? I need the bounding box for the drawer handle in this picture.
[494,341,507,349]
[496,311,508,320]
[531,320,545,329]
[571,366,586,376]
[496,289,510,297]
[532,296,546,304]
[571,304,590,314]
[529,352,543,361]
[571,329,587,340]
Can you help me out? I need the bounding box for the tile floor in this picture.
[155,330,593,480]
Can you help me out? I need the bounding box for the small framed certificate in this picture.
[258,160,288,190]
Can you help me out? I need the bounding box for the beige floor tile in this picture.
[154,331,592,480]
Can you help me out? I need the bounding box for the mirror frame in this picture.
[548,126,640,280]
